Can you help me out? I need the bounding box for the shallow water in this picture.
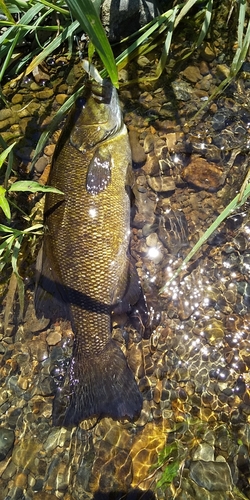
[1,28,250,500]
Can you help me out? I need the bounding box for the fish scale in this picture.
[37,79,148,426]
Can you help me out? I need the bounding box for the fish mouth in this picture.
[70,79,124,150]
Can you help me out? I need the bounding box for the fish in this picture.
[36,78,148,426]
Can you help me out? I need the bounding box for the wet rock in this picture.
[216,64,230,80]
[201,42,217,61]
[35,88,54,100]
[34,156,49,174]
[182,65,202,83]
[147,175,176,192]
[44,144,55,157]
[144,134,155,154]
[0,428,15,460]
[146,233,159,247]
[189,460,233,491]
[46,330,62,346]
[55,94,67,105]
[129,129,146,166]
[181,157,225,191]
[12,438,43,472]
[29,339,48,362]
[171,80,193,101]
[142,155,160,176]
[11,94,23,105]
[158,209,189,254]
[192,443,214,461]
[199,60,210,75]
[32,65,50,84]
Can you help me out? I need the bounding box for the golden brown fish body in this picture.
[40,80,145,425]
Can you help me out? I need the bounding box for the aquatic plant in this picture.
[0,134,62,317]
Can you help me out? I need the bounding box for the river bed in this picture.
[0,16,250,500]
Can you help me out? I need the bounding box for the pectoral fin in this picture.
[86,148,111,195]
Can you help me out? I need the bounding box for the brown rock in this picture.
[128,128,146,165]
[44,144,55,157]
[201,42,217,62]
[199,60,210,75]
[55,93,68,105]
[147,175,175,193]
[181,157,225,191]
[182,65,202,83]
[142,155,159,175]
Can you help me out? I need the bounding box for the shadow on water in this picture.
[93,489,156,500]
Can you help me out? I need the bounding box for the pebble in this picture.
[44,144,55,157]
[14,473,28,489]
[216,64,230,80]
[55,94,68,105]
[182,65,202,83]
[46,330,62,346]
[128,129,146,165]
[143,134,155,154]
[35,88,54,100]
[171,80,193,101]
[201,42,217,61]
[147,175,176,192]
[35,156,49,174]
[192,443,214,461]
[0,428,15,461]
[146,233,159,247]
[11,94,23,105]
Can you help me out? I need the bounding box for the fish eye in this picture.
[76,97,86,109]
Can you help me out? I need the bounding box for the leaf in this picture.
[0,0,15,22]
[64,0,118,87]
[30,84,85,168]
[156,461,180,489]
[8,180,64,195]
[24,20,80,76]
[0,223,16,234]
[0,142,16,170]
[0,185,11,219]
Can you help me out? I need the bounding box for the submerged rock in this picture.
[0,428,15,461]
[181,157,225,191]
[190,460,233,491]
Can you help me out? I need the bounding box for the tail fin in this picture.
[52,340,142,426]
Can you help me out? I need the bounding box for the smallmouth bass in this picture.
[37,79,148,426]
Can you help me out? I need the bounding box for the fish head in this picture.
[70,79,123,152]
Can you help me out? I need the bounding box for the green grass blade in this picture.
[0,30,21,82]
[0,186,11,220]
[24,19,79,76]
[65,0,118,87]
[34,0,69,16]
[174,0,199,28]
[0,3,44,52]
[195,0,213,48]
[30,83,85,169]
[0,0,15,22]
[0,142,16,170]
[154,7,178,79]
